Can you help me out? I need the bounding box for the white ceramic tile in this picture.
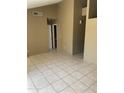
[79,62,90,67]
[45,74,60,83]
[27,78,35,88]
[27,52,97,93]
[30,72,44,81]
[51,80,68,92]
[30,58,39,64]
[80,76,95,87]
[58,64,69,69]
[27,59,34,67]
[60,87,76,93]
[89,64,97,69]
[43,69,55,77]
[86,72,97,81]
[63,67,75,74]
[28,89,37,93]
[27,66,37,73]
[70,81,88,93]
[78,68,91,75]
[47,64,57,69]
[37,65,49,72]
[36,63,46,68]
[55,70,68,78]
[32,78,49,89]
[90,83,97,92]
[29,69,41,77]
[84,89,95,93]
[51,67,62,73]
[71,64,81,71]
[63,75,77,85]
[39,86,56,93]
[71,71,84,80]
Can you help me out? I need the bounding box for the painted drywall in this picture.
[27,4,57,56]
[84,0,97,64]
[73,0,85,55]
[57,0,85,55]
[57,0,74,55]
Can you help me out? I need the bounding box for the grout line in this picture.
[30,58,58,93]
[29,58,51,93]
[27,53,97,93]
[33,59,75,93]
[44,63,72,93]
[27,74,39,93]
[87,82,97,92]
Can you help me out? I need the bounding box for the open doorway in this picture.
[73,0,87,58]
[73,15,86,57]
[47,18,58,51]
[53,24,57,49]
[82,16,86,56]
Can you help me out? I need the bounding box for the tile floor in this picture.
[27,52,97,93]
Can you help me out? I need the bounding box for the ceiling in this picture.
[27,0,63,9]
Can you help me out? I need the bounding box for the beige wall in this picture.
[57,0,74,55]
[27,0,97,60]
[57,0,85,55]
[28,0,75,56]
[27,4,57,56]
[84,0,97,64]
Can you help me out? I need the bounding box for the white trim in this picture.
[48,25,52,50]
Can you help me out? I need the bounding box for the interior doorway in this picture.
[53,24,57,49]
[48,24,58,51]
[82,16,86,56]
[47,18,57,51]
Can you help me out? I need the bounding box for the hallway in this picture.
[27,52,97,93]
